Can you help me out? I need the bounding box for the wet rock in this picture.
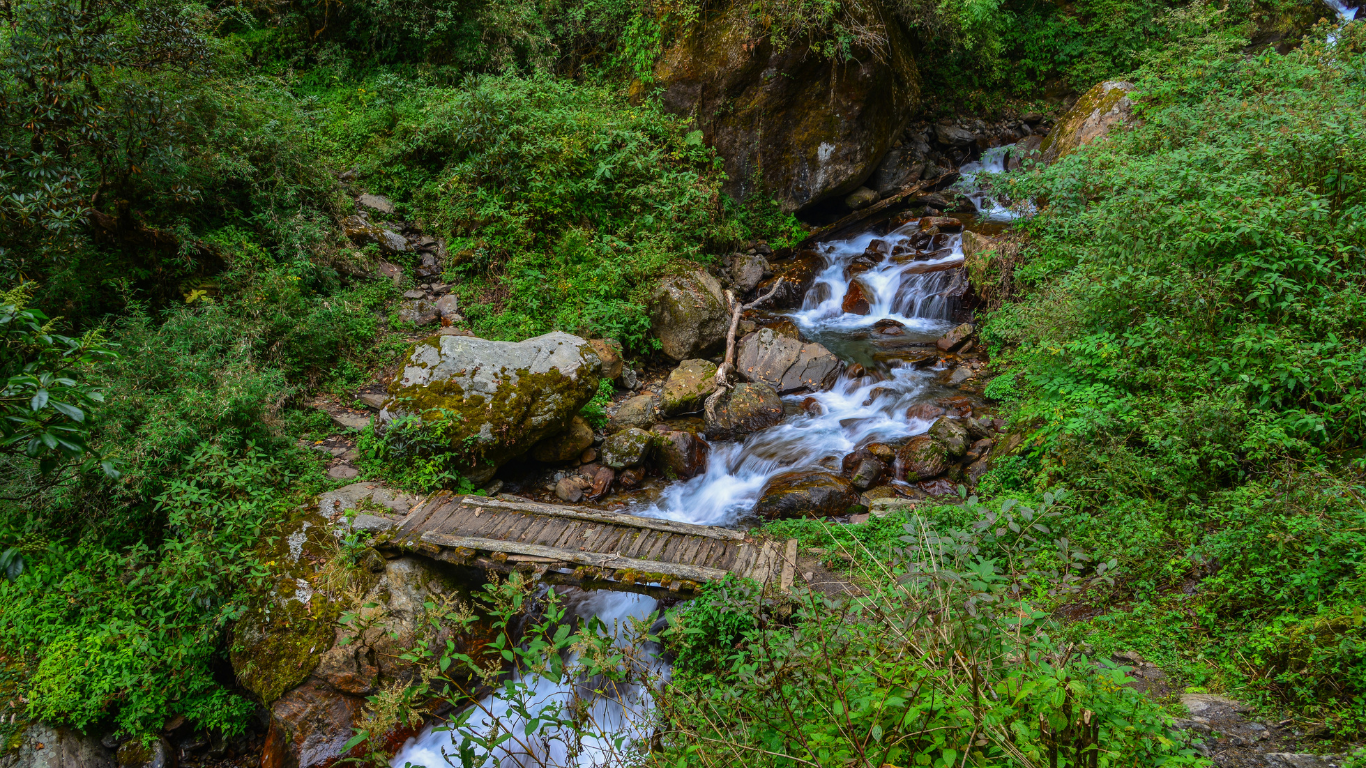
[761,317,803,339]
[705,382,784,440]
[313,644,379,696]
[897,436,948,481]
[588,339,623,381]
[588,465,615,498]
[649,269,730,361]
[841,278,873,315]
[947,366,974,386]
[730,253,771,293]
[964,438,994,463]
[756,250,823,309]
[357,194,395,215]
[652,4,918,212]
[850,458,886,490]
[905,403,946,422]
[601,427,653,469]
[928,417,969,458]
[866,443,895,463]
[380,332,602,484]
[736,328,843,394]
[843,253,882,280]
[619,467,645,488]
[845,187,879,210]
[609,394,658,433]
[530,416,595,463]
[662,360,719,416]
[556,475,591,502]
[801,396,823,416]
[867,146,926,197]
[919,216,963,232]
[654,429,710,480]
[1040,81,1136,164]
[756,471,860,520]
[1264,755,1348,768]
[936,323,974,351]
[262,680,363,768]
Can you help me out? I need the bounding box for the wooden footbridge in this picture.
[380,492,799,594]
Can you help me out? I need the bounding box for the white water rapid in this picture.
[393,192,989,768]
[956,145,1025,222]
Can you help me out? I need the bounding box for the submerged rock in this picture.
[380,332,602,484]
[649,269,730,361]
[756,471,860,519]
[736,328,842,395]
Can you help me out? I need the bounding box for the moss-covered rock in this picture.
[704,382,784,440]
[1039,81,1136,164]
[649,1,918,211]
[649,270,730,361]
[530,416,594,463]
[928,417,969,458]
[380,331,602,483]
[756,471,860,519]
[662,360,718,416]
[896,436,948,481]
[601,428,654,469]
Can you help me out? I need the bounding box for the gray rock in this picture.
[357,393,386,410]
[555,475,591,503]
[850,458,886,490]
[609,394,658,433]
[867,147,927,197]
[947,366,973,386]
[375,262,404,286]
[705,381,784,440]
[601,427,653,469]
[348,514,397,534]
[844,187,879,210]
[649,269,730,361]
[662,359,718,416]
[380,332,602,483]
[330,411,371,431]
[327,464,360,481]
[730,252,770,293]
[619,367,639,390]
[736,327,842,394]
[357,194,395,215]
[936,124,977,146]
[397,299,440,326]
[4,724,113,768]
[433,294,459,322]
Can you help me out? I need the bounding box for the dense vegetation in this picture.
[1,0,1361,759]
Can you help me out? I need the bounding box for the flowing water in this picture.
[393,178,1009,768]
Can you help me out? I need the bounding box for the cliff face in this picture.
[651,3,918,212]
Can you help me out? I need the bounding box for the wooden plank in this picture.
[643,533,673,561]
[678,536,707,567]
[456,496,746,541]
[717,541,744,571]
[748,541,775,583]
[455,505,503,538]
[532,518,572,547]
[621,530,651,559]
[422,500,466,535]
[396,490,450,536]
[578,524,614,553]
[487,511,528,542]
[780,539,798,592]
[551,521,584,549]
[419,532,730,583]
[694,538,721,568]
[593,527,626,555]
[729,543,754,578]
[658,534,687,564]
[513,515,555,544]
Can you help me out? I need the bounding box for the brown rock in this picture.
[841,279,873,315]
[619,467,645,488]
[919,216,963,232]
[736,328,843,394]
[928,416,969,458]
[530,416,595,463]
[905,403,946,421]
[655,430,710,480]
[579,447,597,464]
[755,471,860,520]
[263,680,364,768]
[662,359,719,416]
[314,646,379,696]
[555,475,591,503]
[705,382,784,440]
[756,250,823,309]
[936,323,974,351]
[609,394,658,433]
[588,339,623,380]
[589,465,615,498]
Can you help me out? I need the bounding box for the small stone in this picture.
[588,339,624,380]
[330,411,371,431]
[357,194,395,214]
[402,289,426,300]
[947,366,974,386]
[662,359,719,415]
[434,294,459,322]
[375,262,404,286]
[328,464,360,480]
[936,323,974,351]
[555,476,590,503]
[357,393,386,410]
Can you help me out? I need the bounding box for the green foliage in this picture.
[983,21,1366,720]
[578,378,616,430]
[0,443,288,736]
[356,412,481,493]
[666,575,762,674]
[347,72,737,347]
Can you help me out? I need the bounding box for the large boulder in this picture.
[897,436,948,481]
[1039,81,1136,165]
[651,3,918,212]
[704,382,784,441]
[649,270,730,361]
[662,359,719,416]
[755,471,860,519]
[380,332,601,484]
[736,328,843,394]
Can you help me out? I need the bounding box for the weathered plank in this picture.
[780,539,798,592]
[419,532,729,583]
[458,496,746,541]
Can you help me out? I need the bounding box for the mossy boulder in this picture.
[928,417,969,458]
[662,359,719,416]
[897,436,948,481]
[380,332,602,483]
[601,428,654,469]
[649,270,730,361]
[649,1,918,211]
[1039,81,1136,164]
[756,471,860,519]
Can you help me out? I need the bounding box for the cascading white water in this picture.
[1324,0,1358,21]
[394,189,994,768]
[956,145,1023,222]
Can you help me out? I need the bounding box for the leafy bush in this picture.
[981,19,1366,719]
